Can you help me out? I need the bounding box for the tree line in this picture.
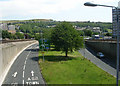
[2,21,112,57]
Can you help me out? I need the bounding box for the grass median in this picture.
[38,50,117,84]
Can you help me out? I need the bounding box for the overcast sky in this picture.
[0,0,120,22]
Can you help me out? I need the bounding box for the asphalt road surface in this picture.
[2,44,45,85]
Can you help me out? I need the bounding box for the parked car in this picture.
[97,52,104,58]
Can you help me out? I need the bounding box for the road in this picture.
[79,47,119,79]
[2,44,45,85]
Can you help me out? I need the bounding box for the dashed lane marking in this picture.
[23,65,26,70]
[22,46,33,85]
[23,71,24,78]
[23,80,24,84]
[24,60,27,65]
[26,57,28,60]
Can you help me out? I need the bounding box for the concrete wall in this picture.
[86,41,117,62]
[0,40,37,85]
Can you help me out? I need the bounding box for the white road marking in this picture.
[23,80,24,84]
[11,82,18,85]
[26,51,31,58]
[26,82,29,84]
[31,71,34,77]
[28,77,31,81]
[22,47,32,82]
[32,82,36,84]
[24,60,27,65]
[26,81,39,85]
[31,76,38,80]
[23,71,24,78]
[27,54,29,57]
[23,65,26,70]
[33,81,39,84]
[12,72,17,78]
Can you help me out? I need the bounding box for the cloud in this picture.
[0,0,118,20]
[0,0,82,17]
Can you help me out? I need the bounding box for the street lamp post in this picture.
[84,2,120,86]
[40,30,45,62]
[83,30,85,57]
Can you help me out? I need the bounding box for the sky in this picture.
[0,0,120,22]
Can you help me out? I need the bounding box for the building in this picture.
[8,25,16,34]
[0,23,8,30]
[112,1,120,38]
[0,23,16,34]
[92,27,101,33]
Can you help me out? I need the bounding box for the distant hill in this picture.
[1,19,53,23]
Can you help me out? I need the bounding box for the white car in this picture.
[97,52,104,58]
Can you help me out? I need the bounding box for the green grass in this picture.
[39,50,117,84]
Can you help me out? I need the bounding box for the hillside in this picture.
[0,19,53,23]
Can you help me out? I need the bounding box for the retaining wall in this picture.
[86,41,117,62]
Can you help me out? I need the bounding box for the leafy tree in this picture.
[35,33,41,40]
[78,30,84,36]
[105,33,112,36]
[2,30,11,39]
[51,22,83,57]
[92,32,99,35]
[43,28,53,40]
[10,34,17,39]
[83,29,92,36]
[15,32,24,39]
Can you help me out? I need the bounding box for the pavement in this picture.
[79,47,119,79]
[2,44,45,85]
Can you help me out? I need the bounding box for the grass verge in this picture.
[39,50,117,84]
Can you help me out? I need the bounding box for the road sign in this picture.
[39,39,50,50]
[46,47,49,50]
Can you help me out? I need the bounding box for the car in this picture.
[97,52,104,58]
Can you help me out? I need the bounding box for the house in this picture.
[8,25,16,34]
[92,27,101,33]
[0,23,8,30]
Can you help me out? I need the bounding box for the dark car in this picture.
[97,52,104,58]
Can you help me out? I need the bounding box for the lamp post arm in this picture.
[84,2,116,9]
[97,4,116,8]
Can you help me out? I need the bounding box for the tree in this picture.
[92,32,99,35]
[51,22,83,57]
[35,33,41,40]
[78,30,84,36]
[15,32,24,39]
[43,28,53,40]
[83,29,92,36]
[2,30,11,39]
[105,33,112,36]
